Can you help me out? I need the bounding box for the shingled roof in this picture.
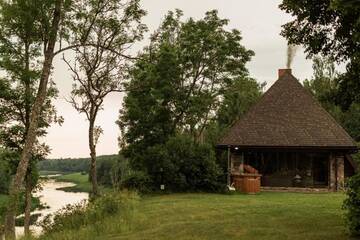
[218,69,357,150]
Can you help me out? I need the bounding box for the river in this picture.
[14,177,89,238]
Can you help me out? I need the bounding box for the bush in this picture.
[97,157,117,186]
[0,150,16,194]
[15,213,41,226]
[0,199,6,231]
[343,173,360,236]
[143,135,224,192]
[121,171,152,193]
[39,191,139,236]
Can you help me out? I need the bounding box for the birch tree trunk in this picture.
[4,1,63,238]
[23,41,32,238]
[89,118,99,197]
[23,174,32,236]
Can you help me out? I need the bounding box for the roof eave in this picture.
[216,144,358,153]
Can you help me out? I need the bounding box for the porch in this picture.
[227,149,354,191]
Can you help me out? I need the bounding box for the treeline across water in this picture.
[38,154,120,173]
[38,154,126,187]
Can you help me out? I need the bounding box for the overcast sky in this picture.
[45,0,315,159]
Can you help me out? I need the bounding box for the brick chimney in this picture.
[278,69,292,78]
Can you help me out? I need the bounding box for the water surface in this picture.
[15,178,88,238]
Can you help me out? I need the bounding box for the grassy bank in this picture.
[39,192,348,240]
[39,170,64,176]
[54,172,92,193]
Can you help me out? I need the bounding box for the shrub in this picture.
[0,198,6,233]
[121,171,153,193]
[39,191,139,236]
[15,213,41,226]
[143,135,224,192]
[0,150,15,194]
[343,173,360,236]
[97,157,116,186]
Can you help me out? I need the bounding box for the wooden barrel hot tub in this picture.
[232,173,262,194]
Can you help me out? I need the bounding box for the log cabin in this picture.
[217,69,358,192]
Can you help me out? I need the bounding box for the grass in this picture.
[54,172,92,193]
[37,192,350,240]
[39,170,64,176]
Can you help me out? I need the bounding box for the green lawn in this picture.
[41,192,350,240]
[55,172,92,193]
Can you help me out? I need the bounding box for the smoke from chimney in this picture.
[286,44,298,68]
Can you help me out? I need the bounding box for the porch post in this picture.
[239,152,244,173]
[329,154,337,191]
[227,146,231,186]
[336,156,345,191]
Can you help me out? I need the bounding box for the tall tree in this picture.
[63,0,146,197]
[1,0,143,237]
[0,0,65,237]
[303,56,343,121]
[280,0,360,108]
[119,10,256,176]
[0,0,63,233]
[303,56,360,142]
[217,77,264,129]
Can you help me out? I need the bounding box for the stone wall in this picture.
[329,154,345,191]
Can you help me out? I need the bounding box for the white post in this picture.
[227,146,231,186]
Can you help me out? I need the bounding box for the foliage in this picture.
[64,0,146,196]
[0,0,68,235]
[109,157,132,188]
[0,194,8,223]
[121,171,152,193]
[303,56,360,142]
[303,56,343,121]
[38,154,120,173]
[343,173,360,236]
[0,0,62,153]
[39,191,138,236]
[118,10,260,192]
[217,77,264,128]
[280,0,360,108]
[15,213,41,227]
[336,60,360,110]
[0,0,146,235]
[280,0,360,61]
[96,157,118,187]
[120,10,254,147]
[352,143,360,167]
[38,158,89,173]
[0,193,43,227]
[97,156,132,188]
[303,56,360,235]
[0,0,62,201]
[141,135,223,192]
[342,103,360,142]
[0,149,15,193]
